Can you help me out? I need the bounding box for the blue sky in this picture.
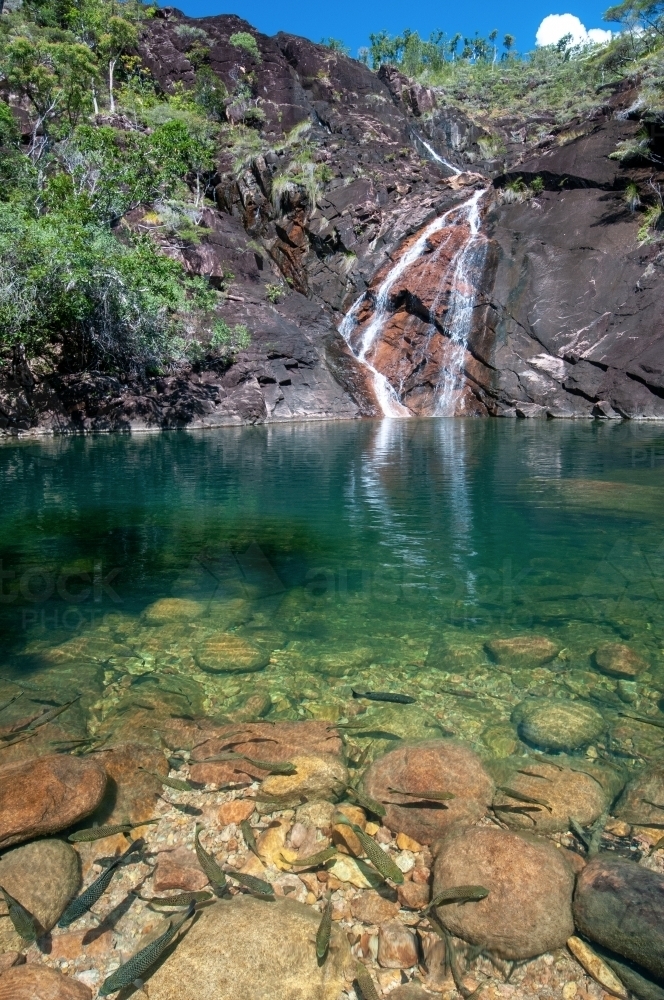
[174,0,614,57]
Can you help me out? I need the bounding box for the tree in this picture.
[99,16,138,112]
[503,33,515,54]
[605,0,664,33]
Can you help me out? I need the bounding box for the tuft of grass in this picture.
[637,204,663,244]
[624,182,641,212]
[229,32,262,62]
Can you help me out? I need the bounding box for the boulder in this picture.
[488,758,611,833]
[594,643,648,678]
[615,765,664,826]
[0,755,106,848]
[195,634,270,673]
[0,839,80,932]
[142,895,350,1000]
[432,826,575,959]
[0,966,91,1000]
[573,856,664,980]
[485,636,560,667]
[514,699,605,751]
[257,753,348,810]
[153,847,209,892]
[362,740,494,845]
[142,598,206,624]
[88,743,168,824]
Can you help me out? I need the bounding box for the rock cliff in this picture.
[3,10,663,431]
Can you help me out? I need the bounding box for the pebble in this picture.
[397,881,430,909]
[377,920,418,968]
[153,847,209,892]
[194,633,270,673]
[350,890,400,924]
[217,798,255,826]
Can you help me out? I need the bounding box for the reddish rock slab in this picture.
[432,825,575,960]
[217,798,255,826]
[397,881,430,910]
[362,740,494,845]
[0,965,91,1000]
[573,855,664,980]
[377,920,419,968]
[190,721,342,785]
[88,742,168,824]
[350,891,400,925]
[0,754,106,848]
[485,635,560,667]
[154,847,209,892]
[594,642,648,678]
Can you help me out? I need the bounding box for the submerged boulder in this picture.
[513,699,605,751]
[615,764,664,826]
[0,839,80,933]
[432,826,575,959]
[485,635,560,667]
[594,642,648,678]
[0,966,91,999]
[195,633,270,673]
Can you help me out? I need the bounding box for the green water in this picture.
[0,418,663,761]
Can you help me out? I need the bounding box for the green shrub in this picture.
[530,175,545,194]
[265,283,283,303]
[229,32,261,62]
[624,182,641,212]
[210,319,251,356]
[637,204,663,244]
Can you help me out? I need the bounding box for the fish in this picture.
[0,886,37,942]
[194,825,227,891]
[351,690,416,704]
[497,787,553,813]
[342,730,402,741]
[0,692,22,715]
[226,870,275,899]
[334,815,404,884]
[354,963,380,1000]
[139,891,212,908]
[643,799,664,811]
[68,821,159,843]
[287,847,338,868]
[353,741,374,769]
[516,769,552,781]
[619,712,664,730]
[345,786,386,819]
[493,804,543,813]
[240,820,261,859]
[140,769,195,792]
[388,787,455,802]
[426,885,489,910]
[26,696,80,730]
[316,891,333,961]
[99,901,195,996]
[202,752,296,775]
[58,839,145,927]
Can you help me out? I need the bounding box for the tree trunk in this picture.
[109,58,116,113]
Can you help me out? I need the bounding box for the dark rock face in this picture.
[573,855,664,980]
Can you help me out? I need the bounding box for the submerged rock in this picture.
[594,642,648,678]
[488,758,612,833]
[432,826,575,959]
[153,847,209,892]
[377,920,418,968]
[485,635,560,667]
[88,742,168,825]
[514,699,605,751]
[0,754,106,848]
[573,855,664,980]
[142,597,206,624]
[144,895,350,1000]
[0,965,91,999]
[195,633,271,673]
[615,764,664,826]
[0,839,80,933]
[362,740,494,845]
[257,752,348,810]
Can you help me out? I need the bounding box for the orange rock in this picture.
[397,881,430,910]
[377,920,418,968]
[153,847,208,892]
[48,928,113,961]
[396,832,422,852]
[0,965,91,999]
[87,743,168,825]
[217,799,255,826]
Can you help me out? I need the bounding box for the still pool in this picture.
[0,417,663,765]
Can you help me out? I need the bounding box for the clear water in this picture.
[1,418,663,762]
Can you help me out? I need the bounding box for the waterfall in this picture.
[340,188,488,418]
[417,137,462,176]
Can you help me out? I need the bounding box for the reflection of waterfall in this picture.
[340,188,488,418]
[435,189,488,415]
[436,419,477,601]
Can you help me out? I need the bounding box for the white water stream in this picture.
[418,137,462,176]
[340,187,488,418]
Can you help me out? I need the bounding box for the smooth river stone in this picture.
[485,635,560,667]
[257,752,349,810]
[0,754,106,848]
[88,742,168,824]
[615,764,664,826]
[573,856,664,980]
[514,698,605,751]
[0,966,91,1000]
[143,896,350,1000]
[0,839,80,932]
[194,633,270,673]
[594,642,648,678]
[142,597,206,624]
[432,826,575,959]
[489,758,610,833]
[361,740,494,845]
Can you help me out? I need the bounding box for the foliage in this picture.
[638,203,663,242]
[265,283,283,303]
[320,37,349,55]
[624,182,641,210]
[609,129,654,162]
[229,31,261,62]
[210,318,251,357]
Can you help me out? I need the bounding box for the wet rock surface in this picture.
[0,839,80,933]
[144,895,350,1000]
[87,743,168,825]
[257,752,348,809]
[594,643,649,679]
[432,825,576,959]
[0,965,92,999]
[615,765,664,826]
[514,699,605,751]
[362,740,494,844]
[0,755,106,848]
[485,635,561,667]
[573,856,664,980]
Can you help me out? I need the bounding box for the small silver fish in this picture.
[334,815,403,884]
[203,752,296,775]
[354,962,380,1000]
[140,891,212,908]
[351,690,416,704]
[316,891,332,962]
[26,696,80,731]
[497,787,552,813]
[68,820,158,843]
[0,885,37,942]
[99,901,195,995]
[141,769,194,792]
[388,787,455,802]
[426,885,489,910]
[58,839,144,927]
[240,820,261,859]
[226,870,274,899]
[345,786,386,818]
[194,825,227,891]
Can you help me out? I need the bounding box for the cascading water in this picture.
[417,137,462,176]
[340,187,489,417]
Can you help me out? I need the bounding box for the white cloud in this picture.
[536,13,612,47]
